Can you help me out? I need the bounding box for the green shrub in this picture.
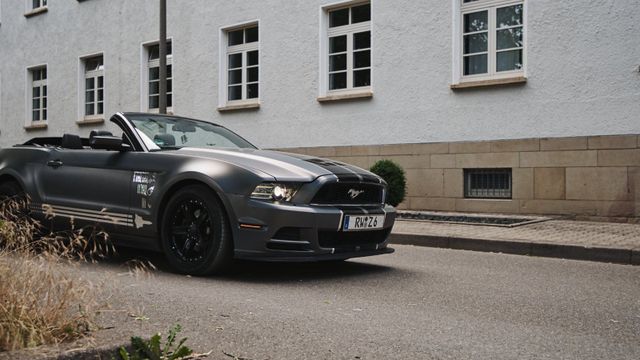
[370,160,407,207]
[117,324,193,360]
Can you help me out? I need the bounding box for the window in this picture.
[31,0,47,10]
[29,66,47,123]
[145,41,172,111]
[83,55,104,118]
[456,0,525,82]
[0,74,2,129]
[219,23,259,109]
[24,0,47,17]
[322,2,371,94]
[464,168,512,199]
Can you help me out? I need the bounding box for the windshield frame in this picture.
[119,112,258,152]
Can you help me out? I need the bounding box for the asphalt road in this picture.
[10,245,640,360]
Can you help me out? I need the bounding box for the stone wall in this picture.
[280,134,640,222]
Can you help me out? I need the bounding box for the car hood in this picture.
[177,147,382,183]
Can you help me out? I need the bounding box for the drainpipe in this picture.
[159,0,167,114]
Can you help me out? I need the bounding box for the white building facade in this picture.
[0,0,639,219]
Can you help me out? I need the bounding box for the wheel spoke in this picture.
[183,238,193,254]
[196,211,209,227]
[172,225,189,236]
[185,206,195,223]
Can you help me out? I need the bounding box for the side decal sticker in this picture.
[133,171,157,209]
[134,214,153,229]
[34,204,135,227]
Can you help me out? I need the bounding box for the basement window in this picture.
[464,168,512,199]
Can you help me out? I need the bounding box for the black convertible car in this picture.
[0,113,395,274]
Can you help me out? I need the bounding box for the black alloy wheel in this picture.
[160,184,233,275]
[170,198,212,262]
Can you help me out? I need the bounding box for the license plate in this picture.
[343,215,385,231]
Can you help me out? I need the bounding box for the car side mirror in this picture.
[91,135,128,151]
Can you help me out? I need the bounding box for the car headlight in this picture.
[250,183,300,202]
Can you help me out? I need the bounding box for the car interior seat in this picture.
[153,133,176,147]
[61,134,83,149]
[89,130,113,141]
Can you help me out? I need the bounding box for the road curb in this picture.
[390,233,638,265]
[39,343,128,360]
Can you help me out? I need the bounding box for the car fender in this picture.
[0,148,50,204]
[154,165,274,246]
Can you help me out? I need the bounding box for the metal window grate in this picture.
[464,168,512,199]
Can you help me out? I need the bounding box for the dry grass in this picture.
[0,197,114,352]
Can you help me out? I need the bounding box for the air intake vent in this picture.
[272,227,302,241]
[318,228,391,251]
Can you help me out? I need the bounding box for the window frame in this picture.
[78,53,105,124]
[31,0,47,9]
[452,0,527,85]
[25,64,48,128]
[24,0,47,17]
[463,168,513,199]
[218,20,261,111]
[319,0,373,100]
[0,73,3,131]
[140,39,174,113]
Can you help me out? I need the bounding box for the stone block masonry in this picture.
[279,134,640,221]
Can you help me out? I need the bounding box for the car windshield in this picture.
[127,114,256,151]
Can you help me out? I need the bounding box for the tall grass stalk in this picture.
[0,197,113,351]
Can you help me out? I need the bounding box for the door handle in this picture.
[47,160,63,168]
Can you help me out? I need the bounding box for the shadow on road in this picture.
[221,259,395,283]
[102,246,398,284]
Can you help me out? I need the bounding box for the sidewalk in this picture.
[390,218,640,265]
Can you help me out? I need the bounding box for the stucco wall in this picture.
[0,0,639,149]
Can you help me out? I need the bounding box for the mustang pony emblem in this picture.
[348,189,365,199]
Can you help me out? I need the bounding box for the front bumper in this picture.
[227,194,396,262]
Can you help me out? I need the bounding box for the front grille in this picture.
[311,182,384,205]
[318,228,391,251]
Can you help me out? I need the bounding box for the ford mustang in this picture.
[0,113,395,274]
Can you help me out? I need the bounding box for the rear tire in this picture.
[160,185,233,275]
[0,181,28,213]
[0,181,23,200]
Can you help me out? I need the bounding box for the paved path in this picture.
[392,219,640,264]
[394,219,640,249]
[6,245,640,360]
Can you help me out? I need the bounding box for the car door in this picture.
[40,148,134,233]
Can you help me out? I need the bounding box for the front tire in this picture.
[160,185,233,275]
